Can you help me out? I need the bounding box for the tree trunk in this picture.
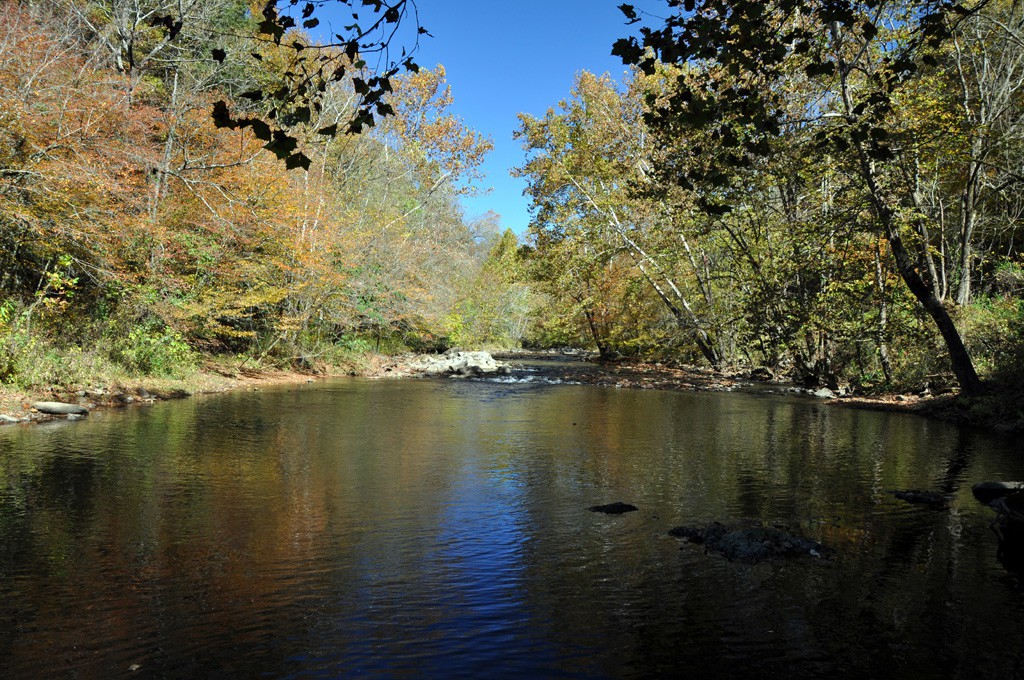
[583,306,611,359]
[956,137,984,304]
[832,28,984,397]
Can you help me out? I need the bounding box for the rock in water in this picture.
[972,481,1024,505]
[589,502,639,514]
[669,522,826,563]
[32,402,88,416]
[893,489,949,508]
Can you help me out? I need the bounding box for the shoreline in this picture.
[1,351,1019,434]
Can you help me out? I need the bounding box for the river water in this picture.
[1,363,1023,678]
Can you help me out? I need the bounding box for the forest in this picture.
[1,0,1022,406]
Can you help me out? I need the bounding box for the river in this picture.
[1,361,1023,678]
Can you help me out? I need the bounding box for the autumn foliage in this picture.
[0,1,501,385]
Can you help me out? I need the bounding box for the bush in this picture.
[108,322,196,377]
[959,296,1024,381]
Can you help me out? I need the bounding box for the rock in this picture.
[31,401,88,416]
[66,413,85,421]
[589,502,639,514]
[0,414,20,424]
[812,388,836,399]
[893,489,949,508]
[408,351,506,378]
[137,387,151,398]
[749,367,774,382]
[972,481,1024,505]
[669,521,827,563]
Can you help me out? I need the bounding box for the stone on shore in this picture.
[32,402,89,416]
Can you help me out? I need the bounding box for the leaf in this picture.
[211,100,236,129]
[619,4,640,24]
[285,152,312,171]
[247,119,272,141]
[239,90,264,102]
[303,18,320,29]
[612,37,643,64]
[211,48,226,63]
[258,19,285,41]
[317,124,338,136]
[264,131,298,159]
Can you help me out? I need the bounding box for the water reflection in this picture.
[1,376,1023,678]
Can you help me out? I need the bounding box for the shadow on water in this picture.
[1,367,1023,678]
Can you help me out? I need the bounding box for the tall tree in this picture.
[617,0,992,395]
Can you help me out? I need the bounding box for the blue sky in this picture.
[323,1,667,236]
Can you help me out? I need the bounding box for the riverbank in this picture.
[0,358,357,425]
[1,350,1020,434]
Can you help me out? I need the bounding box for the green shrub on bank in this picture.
[107,322,196,378]
[0,325,124,389]
[959,296,1024,383]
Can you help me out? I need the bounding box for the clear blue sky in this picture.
[410,0,666,235]
[323,1,667,236]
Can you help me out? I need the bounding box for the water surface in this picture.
[1,369,1023,678]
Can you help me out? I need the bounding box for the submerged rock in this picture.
[669,521,826,563]
[589,502,639,515]
[32,401,88,416]
[893,489,949,508]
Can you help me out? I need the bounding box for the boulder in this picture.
[410,351,504,377]
[0,414,21,424]
[589,502,639,515]
[669,521,827,563]
[972,481,1024,505]
[32,401,88,416]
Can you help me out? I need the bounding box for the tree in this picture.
[515,71,727,366]
[208,0,427,169]
[617,0,992,395]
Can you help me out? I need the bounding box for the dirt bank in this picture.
[3,351,1019,434]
